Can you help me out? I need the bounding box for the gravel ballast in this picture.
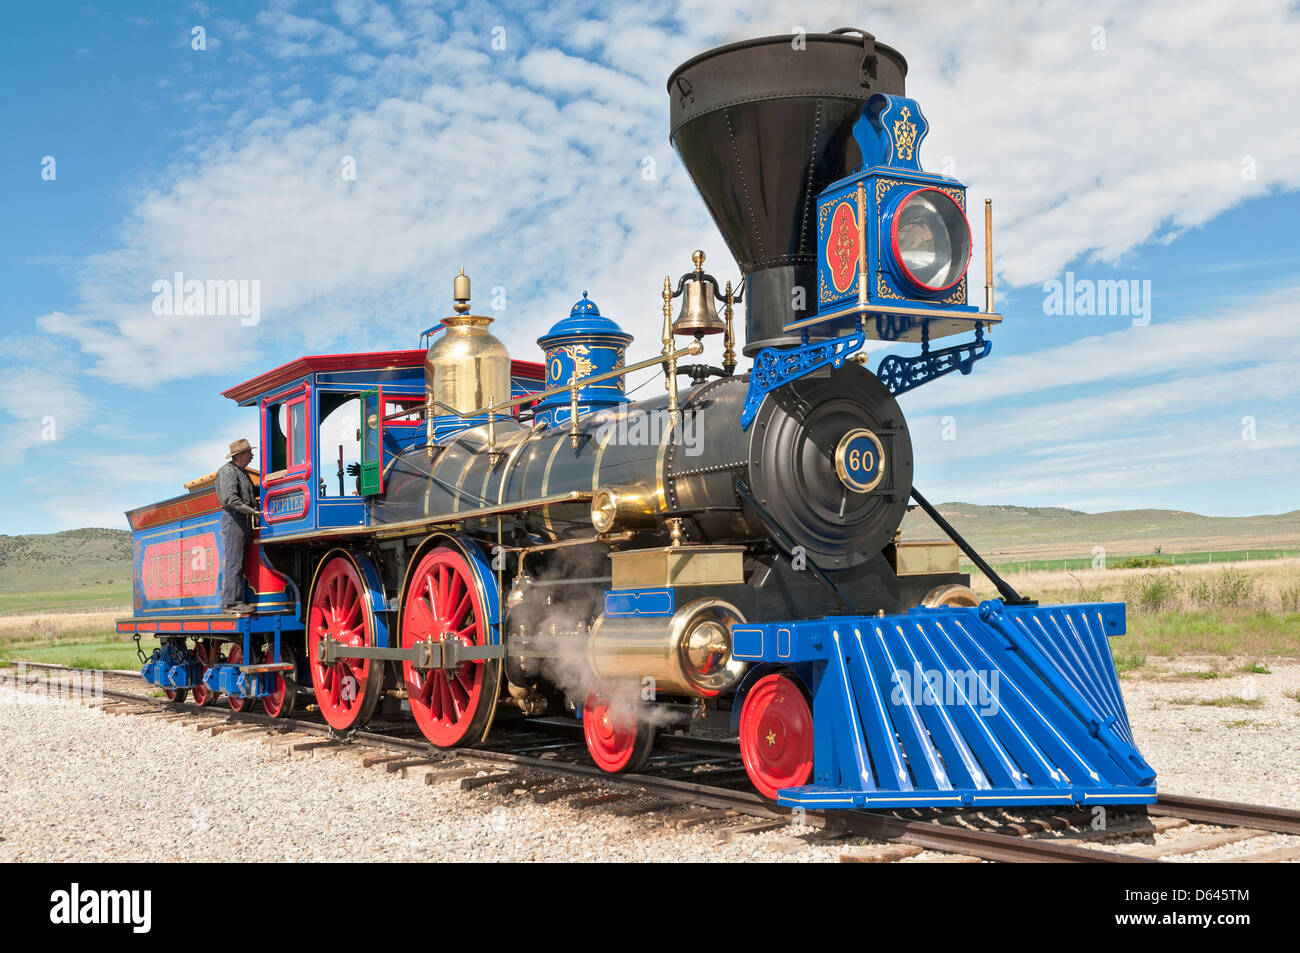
[1,662,1297,863]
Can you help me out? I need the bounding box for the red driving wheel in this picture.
[401,547,496,748]
[583,692,655,774]
[226,641,257,714]
[308,554,383,731]
[191,640,215,707]
[739,673,814,800]
[260,641,297,719]
[163,686,188,704]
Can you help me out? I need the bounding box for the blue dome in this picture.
[537,291,632,346]
[571,291,600,316]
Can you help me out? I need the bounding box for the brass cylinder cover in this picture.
[588,597,746,697]
[425,314,511,417]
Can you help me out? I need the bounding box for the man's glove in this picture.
[346,463,361,477]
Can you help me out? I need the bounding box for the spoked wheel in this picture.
[401,547,498,748]
[308,553,383,731]
[191,640,216,707]
[226,642,258,714]
[163,686,188,704]
[583,692,655,774]
[739,673,814,801]
[260,641,298,719]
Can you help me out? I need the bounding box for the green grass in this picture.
[0,582,131,614]
[1237,662,1271,674]
[0,639,144,672]
[1188,670,1221,679]
[1169,694,1264,709]
[1225,719,1261,729]
[1123,610,1300,661]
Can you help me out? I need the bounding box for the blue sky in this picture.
[2,0,1299,534]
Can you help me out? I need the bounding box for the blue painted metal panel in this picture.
[604,588,674,618]
[733,600,1155,809]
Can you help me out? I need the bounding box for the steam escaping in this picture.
[506,544,687,733]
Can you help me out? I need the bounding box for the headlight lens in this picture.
[591,489,617,533]
[891,189,971,293]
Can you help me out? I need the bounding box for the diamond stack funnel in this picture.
[668,30,907,355]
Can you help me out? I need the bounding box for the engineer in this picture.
[216,438,259,614]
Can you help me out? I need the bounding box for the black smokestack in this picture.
[668,30,907,354]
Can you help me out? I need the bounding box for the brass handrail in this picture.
[391,340,705,423]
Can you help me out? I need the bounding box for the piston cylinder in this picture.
[588,598,746,697]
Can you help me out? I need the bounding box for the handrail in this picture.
[381,340,705,423]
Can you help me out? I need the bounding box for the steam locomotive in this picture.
[121,30,1157,809]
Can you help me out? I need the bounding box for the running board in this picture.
[731,600,1156,809]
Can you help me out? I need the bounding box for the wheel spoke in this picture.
[454,664,475,696]
[447,590,471,630]
[410,597,436,638]
[436,566,450,615]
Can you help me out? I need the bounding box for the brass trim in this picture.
[591,416,619,491]
[984,197,994,314]
[654,411,675,512]
[451,446,478,515]
[429,342,701,422]
[262,491,594,545]
[834,428,886,493]
[498,426,544,506]
[784,303,1003,333]
[540,433,568,536]
[608,544,746,590]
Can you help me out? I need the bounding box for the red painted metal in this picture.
[225,642,258,713]
[582,693,654,774]
[401,548,489,747]
[259,642,296,719]
[222,349,544,405]
[192,641,215,707]
[307,556,376,731]
[127,489,220,530]
[738,674,814,800]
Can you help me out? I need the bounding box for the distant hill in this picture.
[0,528,133,594]
[901,504,1300,560]
[2,506,1298,599]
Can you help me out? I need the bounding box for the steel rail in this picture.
[1150,793,1300,836]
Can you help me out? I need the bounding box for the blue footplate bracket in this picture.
[731,600,1156,809]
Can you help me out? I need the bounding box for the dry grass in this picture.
[970,557,1300,665]
[0,610,121,642]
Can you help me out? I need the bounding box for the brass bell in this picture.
[673,250,726,336]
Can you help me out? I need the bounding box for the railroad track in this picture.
[7,662,1298,863]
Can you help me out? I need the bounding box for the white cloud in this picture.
[900,284,1300,412]
[7,0,1300,525]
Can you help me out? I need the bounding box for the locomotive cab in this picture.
[219,350,545,540]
